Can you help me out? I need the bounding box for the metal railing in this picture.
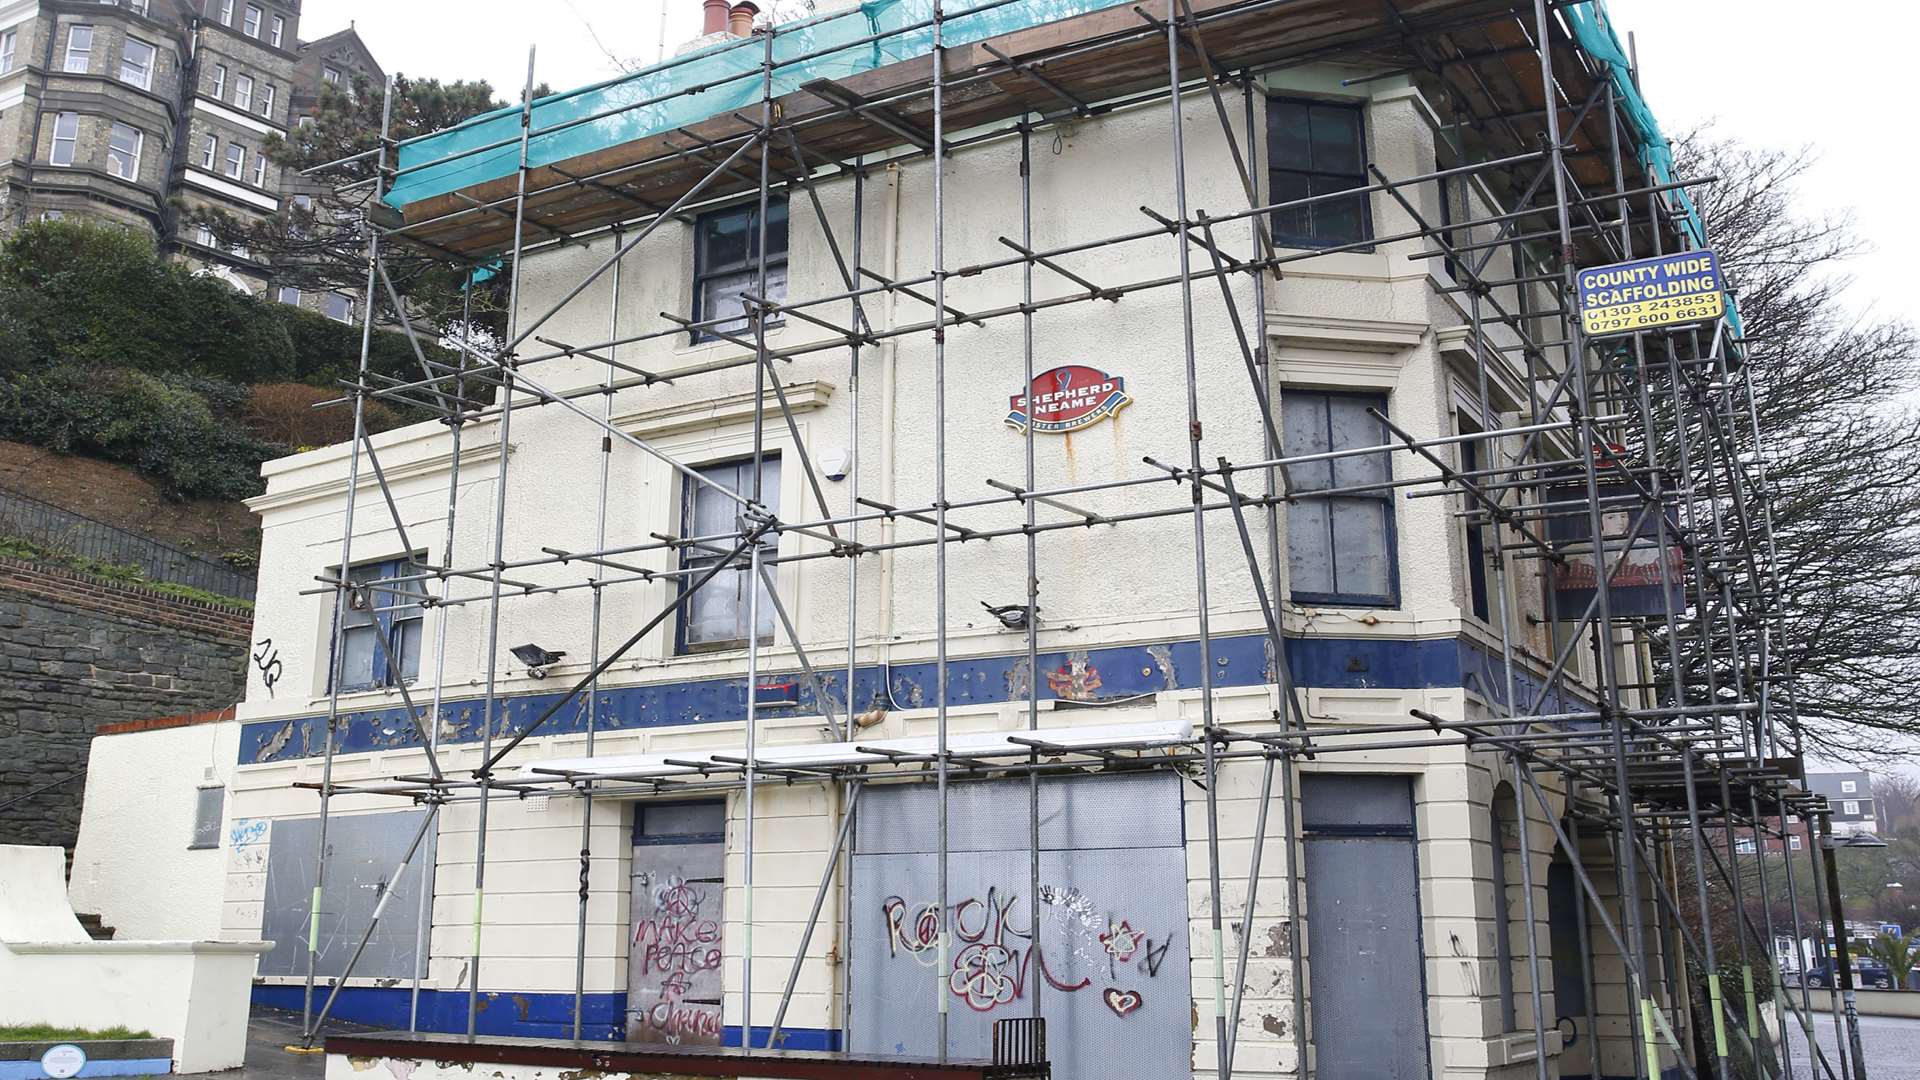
[0,488,257,601]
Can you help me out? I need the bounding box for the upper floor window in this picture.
[199,133,217,169]
[0,30,17,74]
[129,0,150,14]
[269,14,284,47]
[251,152,268,186]
[49,112,78,166]
[1841,780,1858,793]
[107,122,141,180]
[333,556,424,693]
[679,456,779,652]
[1842,800,1860,816]
[276,284,299,305]
[218,0,234,24]
[1789,836,1803,851]
[210,63,226,98]
[233,72,253,111]
[223,142,245,179]
[1734,837,1757,855]
[1267,98,1370,248]
[243,4,262,37]
[325,292,352,322]
[120,37,156,90]
[195,223,214,246]
[322,65,340,87]
[1283,388,1397,607]
[257,82,274,118]
[64,25,94,73]
[692,198,787,341]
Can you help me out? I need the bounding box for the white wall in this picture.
[70,719,241,941]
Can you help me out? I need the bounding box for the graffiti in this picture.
[1099,919,1142,963]
[882,886,1169,1016]
[229,819,268,847]
[251,638,284,696]
[630,874,724,1045]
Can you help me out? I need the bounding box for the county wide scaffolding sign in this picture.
[1576,250,1725,337]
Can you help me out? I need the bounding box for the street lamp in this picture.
[1819,821,1888,1080]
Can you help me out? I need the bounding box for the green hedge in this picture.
[0,366,286,500]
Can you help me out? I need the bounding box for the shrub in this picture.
[0,366,286,500]
[244,382,403,447]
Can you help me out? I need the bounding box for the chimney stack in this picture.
[728,1,759,37]
[702,0,730,35]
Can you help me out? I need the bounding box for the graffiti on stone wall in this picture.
[881,884,1169,1017]
[628,855,725,1045]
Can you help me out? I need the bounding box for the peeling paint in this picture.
[346,1057,379,1072]
[511,993,531,1022]
[1046,650,1102,700]
[1264,919,1291,958]
[1004,655,1032,699]
[1145,643,1177,690]
[1262,1013,1287,1037]
[256,719,294,761]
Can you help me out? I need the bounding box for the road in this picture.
[1785,1008,1920,1080]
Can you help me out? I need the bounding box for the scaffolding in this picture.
[272,1,1861,1077]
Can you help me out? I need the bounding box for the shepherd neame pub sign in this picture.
[1006,364,1134,434]
[1576,249,1725,337]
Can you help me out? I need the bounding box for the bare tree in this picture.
[1669,134,1920,761]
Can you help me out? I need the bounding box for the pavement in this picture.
[230,1009,369,1080]
[1786,1009,1920,1080]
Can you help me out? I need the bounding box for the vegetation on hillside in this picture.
[0,220,451,500]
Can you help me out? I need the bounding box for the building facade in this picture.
[198,62,1696,1080]
[58,3,1794,1080]
[0,0,380,306]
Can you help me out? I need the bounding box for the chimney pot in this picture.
[728,0,759,36]
[703,0,730,35]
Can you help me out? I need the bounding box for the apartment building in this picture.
[0,0,381,308]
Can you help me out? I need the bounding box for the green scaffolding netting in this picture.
[386,0,1139,210]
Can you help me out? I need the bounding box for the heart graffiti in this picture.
[1102,987,1144,1018]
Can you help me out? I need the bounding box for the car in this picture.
[1794,958,1894,989]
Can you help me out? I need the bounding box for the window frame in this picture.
[632,800,727,847]
[690,197,788,343]
[1265,95,1373,250]
[63,24,93,73]
[233,71,253,111]
[218,0,234,25]
[223,141,245,179]
[324,292,352,322]
[120,35,155,90]
[242,3,261,37]
[1,30,18,74]
[675,455,780,654]
[257,80,273,118]
[1490,788,1518,1033]
[210,62,225,98]
[276,284,300,305]
[1842,800,1860,816]
[198,132,217,169]
[49,111,79,166]
[106,122,141,180]
[330,555,426,693]
[250,150,268,186]
[269,13,283,47]
[1282,388,1400,608]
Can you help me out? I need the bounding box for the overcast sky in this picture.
[309,0,1918,769]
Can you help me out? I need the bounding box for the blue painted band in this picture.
[250,986,841,1050]
[239,633,1586,764]
[0,1061,171,1079]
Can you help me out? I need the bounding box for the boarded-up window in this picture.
[189,785,224,850]
[629,801,727,1044]
[1283,389,1397,606]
